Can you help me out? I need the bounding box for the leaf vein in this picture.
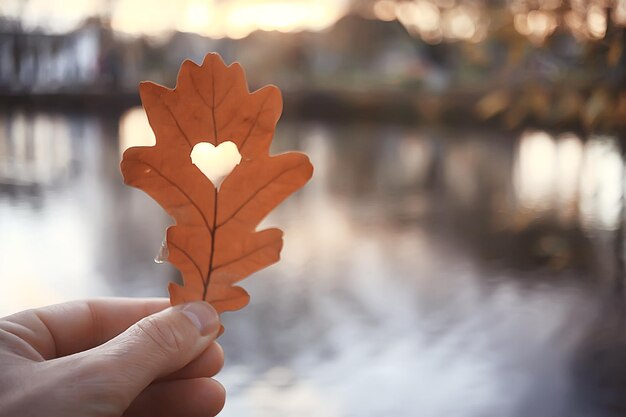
[126,158,213,233]
[212,237,282,273]
[216,162,307,229]
[168,240,207,286]
[239,92,273,151]
[163,102,192,148]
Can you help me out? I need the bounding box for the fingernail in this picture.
[179,302,219,336]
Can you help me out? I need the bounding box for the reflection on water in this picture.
[579,137,624,231]
[0,110,172,312]
[1,109,626,416]
[514,130,623,231]
[0,112,74,188]
[118,108,155,158]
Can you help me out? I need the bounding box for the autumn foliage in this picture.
[121,53,313,313]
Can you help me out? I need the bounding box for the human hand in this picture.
[0,298,225,417]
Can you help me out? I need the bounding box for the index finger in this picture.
[1,298,171,360]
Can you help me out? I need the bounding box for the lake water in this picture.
[1,108,625,416]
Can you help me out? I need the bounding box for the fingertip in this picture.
[205,378,226,416]
[177,302,220,337]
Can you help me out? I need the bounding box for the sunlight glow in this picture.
[226,1,344,34]
[113,0,348,38]
[388,0,486,43]
[510,0,620,42]
[373,0,397,21]
[1,0,348,39]
[444,6,477,40]
[178,1,215,35]
[587,5,607,39]
[3,0,626,43]
[526,10,558,43]
[112,0,181,37]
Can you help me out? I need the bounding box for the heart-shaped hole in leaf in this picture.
[191,141,242,187]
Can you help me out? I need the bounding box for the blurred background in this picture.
[2,0,626,416]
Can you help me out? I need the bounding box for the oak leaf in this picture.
[121,53,313,313]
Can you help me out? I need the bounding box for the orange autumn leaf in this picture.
[121,53,313,313]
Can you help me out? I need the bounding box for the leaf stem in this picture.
[203,187,219,301]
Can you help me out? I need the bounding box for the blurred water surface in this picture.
[1,109,626,416]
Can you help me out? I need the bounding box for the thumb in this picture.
[95,301,220,399]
